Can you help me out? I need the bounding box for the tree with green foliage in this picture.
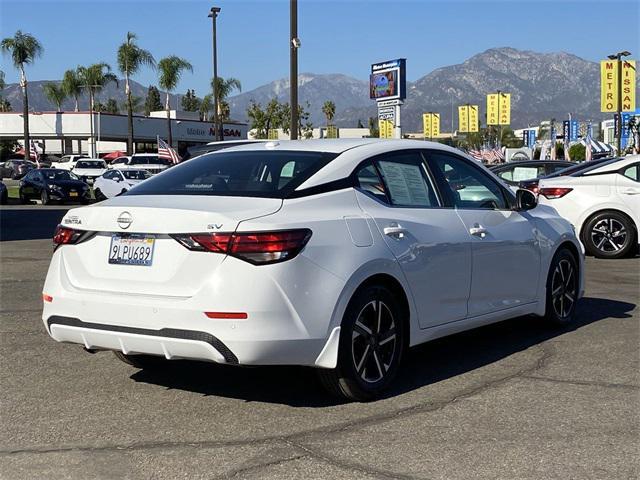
[61,69,82,111]
[357,119,364,128]
[200,94,213,121]
[1,30,43,160]
[158,55,193,146]
[104,98,119,114]
[117,31,155,154]
[43,82,66,111]
[211,77,241,124]
[121,95,143,114]
[181,89,201,112]
[0,69,10,112]
[368,117,379,138]
[569,143,585,161]
[322,100,335,127]
[247,99,284,139]
[144,85,162,115]
[77,62,118,112]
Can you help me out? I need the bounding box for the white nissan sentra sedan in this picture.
[43,139,584,401]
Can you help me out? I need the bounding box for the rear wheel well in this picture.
[350,274,411,346]
[580,209,638,243]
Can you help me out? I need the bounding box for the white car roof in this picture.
[581,155,639,175]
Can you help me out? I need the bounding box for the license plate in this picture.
[69,191,78,197]
[108,234,155,266]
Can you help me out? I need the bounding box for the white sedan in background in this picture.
[43,139,583,401]
[93,169,151,200]
[109,154,172,175]
[538,155,639,259]
[71,159,107,185]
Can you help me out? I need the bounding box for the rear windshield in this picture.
[122,170,151,180]
[76,160,106,169]
[126,150,336,198]
[42,170,78,182]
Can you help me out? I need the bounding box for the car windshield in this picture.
[41,170,79,182]
[126,150,336,198]
[76,160,105,169]
[122,170,151,180]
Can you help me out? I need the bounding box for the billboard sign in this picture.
[487,92,510,125]
[458,105,479,133]
[601,60,618,112]
[370,59,406,101]
[528,129,536,147]
[622,60,636,112]
[423,113,440,138]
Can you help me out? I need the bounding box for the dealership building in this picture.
[0,111,248,157]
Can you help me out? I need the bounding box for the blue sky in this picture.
[1,0,638,96]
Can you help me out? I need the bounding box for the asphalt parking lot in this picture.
[0,206,638,480]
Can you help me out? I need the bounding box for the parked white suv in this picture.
[109,154,172,175]
[71,159,107,184]
[51,155,89,171]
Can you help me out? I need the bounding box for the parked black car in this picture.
[0,159,37,179]
[0,181,8,204]
[489,160,574,188]
[19,169,90,205]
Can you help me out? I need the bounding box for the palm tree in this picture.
[117,32,155,154]
[158,55,192,146]
[61,69,83,111]
[1,30,43,160]
[322,100,335,127]
[211,77,241,131]
[77,63,117,157]
[43,82,66,111]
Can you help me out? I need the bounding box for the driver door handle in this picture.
[469,224,488,238]
[623,188,640,195]
[383,224,407,239]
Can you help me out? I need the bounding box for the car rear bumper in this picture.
[42,250,344,367]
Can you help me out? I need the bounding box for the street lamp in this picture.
[606,50,632,153]
[290,0,300,140]
[209,6,221,141]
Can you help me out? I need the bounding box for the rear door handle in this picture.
[383,224,407,239]
[623,188,640,195]
[469,224,488,238]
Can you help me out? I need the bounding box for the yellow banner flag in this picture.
[468,105,479,132]
[459,105,479,132]
[423,113,440,138]
[499,93,510,125]
[622,60,636,112]
[486,94,499,125]
[379,119,394,138]
[458,106,469,132]
[601,60,618,112]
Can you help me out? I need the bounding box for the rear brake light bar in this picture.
[539,187,573,199]
[53,225,96,246]
[172,229,312,265]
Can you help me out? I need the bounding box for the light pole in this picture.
[209,6,221,141]
[607,50,631,154]
[290,0,300,140]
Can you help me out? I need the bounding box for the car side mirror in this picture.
[516,189,537,211]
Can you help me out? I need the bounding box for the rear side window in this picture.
[622,164,639,182]
[498,165,545,182]
[127,150,336,198]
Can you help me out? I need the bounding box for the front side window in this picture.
[428,152,508,210]
[123,170,150,180]
[376,153,438,207]
[127,150,335,198]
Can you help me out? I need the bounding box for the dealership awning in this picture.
[580,139,614,153]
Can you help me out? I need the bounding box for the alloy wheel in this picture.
[351,300,397,383]
[550,259,576,319]
[591,218,628,253]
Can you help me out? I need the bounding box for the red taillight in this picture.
[204,312,248,319]
[53,225,77,245]
[42,293,53,303]
[172,229,312,265]
[539,187,573,199]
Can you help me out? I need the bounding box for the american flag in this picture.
[29,140,40,167]
[467,147,503,163]
[157,136,181,164]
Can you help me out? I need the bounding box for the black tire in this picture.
[40,189,50,205]
[544,248,579,326]
[582,211,636,259]
[113,351,165,369]
[94,188,107,201]
[317,285,406,401]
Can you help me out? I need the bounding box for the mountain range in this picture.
[2,48,634,131]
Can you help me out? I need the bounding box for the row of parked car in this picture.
[489,157,639,259]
